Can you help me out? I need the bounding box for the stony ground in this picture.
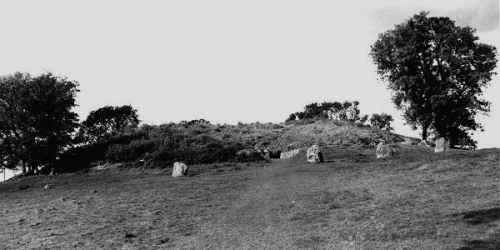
[1,147,499,249]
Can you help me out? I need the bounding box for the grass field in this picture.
[1,146,499,249]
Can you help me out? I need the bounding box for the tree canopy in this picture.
[286,101,361,122]
[0,72,79,174]
[78,105,140,143]
[370,12,497,147]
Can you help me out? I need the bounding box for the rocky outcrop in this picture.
[172,162,189,177]
[306,145,323,163]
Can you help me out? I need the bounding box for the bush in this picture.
[357,115,369,126]
[235,149,266,162]
[149,139,244,166]
[370,113,394,131]
[54,142,108,173]
[286,101,364,123]
[54,131,148,173]
[286,113,297,122]
[55,119,281,172]
[105,139,160,163]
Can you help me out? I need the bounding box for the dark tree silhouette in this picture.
[370,12,497,147]
[286,113,297,122]
[0,72,79,174]
[79,105,140,143]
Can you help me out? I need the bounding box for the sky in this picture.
[0,0,498,148]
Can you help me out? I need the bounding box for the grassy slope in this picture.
[272,120,410,151]
[1,147,499,249]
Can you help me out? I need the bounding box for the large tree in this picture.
[0,72,80,174]
[370,12,497,147]
[78,105,140,143]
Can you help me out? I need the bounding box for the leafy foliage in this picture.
[369,113,394,131]
[54,120,275,172]
[370,12,497,147]
[54,132,148,173]
[286,101,362,123]
[105,139,160,163]
[78,105,139,143]
[0,72,79,174]
[147,137,244,166]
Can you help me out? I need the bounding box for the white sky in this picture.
[0,0,498,148]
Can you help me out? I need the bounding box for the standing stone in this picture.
[306,145,323,163]
[172,162,189,177]
[376,141,392,159]
[434,137,449,153]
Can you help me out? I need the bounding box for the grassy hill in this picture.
[50,119,415,173]
[1,145,499,249]
[272,119,412,151]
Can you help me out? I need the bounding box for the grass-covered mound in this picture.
[54,120,284,172]
[272,119,413,151]
[53,119,419,173]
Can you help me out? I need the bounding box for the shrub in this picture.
[357,115,369,126]
[54,142,108,173]
[149,139,244,166]
[105,139,160,163]
[55,119,281,172]
[286,101,364,123]
[54,131,148,173]
[286,113,297,122]
[370,113,394,131]
[235,149,266,162]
